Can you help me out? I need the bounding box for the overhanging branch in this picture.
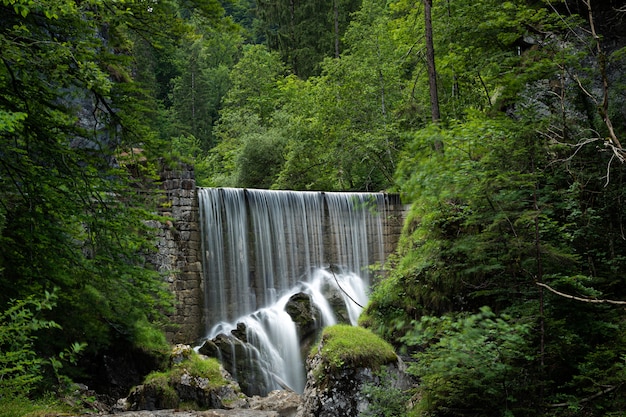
[536,282,626,305]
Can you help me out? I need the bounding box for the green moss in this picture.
[141,351,228,410]
[313,324,397,372]
[143,370,179,408]
[144,370,170,386]
[176,353,226,389]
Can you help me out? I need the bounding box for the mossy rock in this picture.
[312,324,397,373]
[299,325,410,417]
[129,348,242,410]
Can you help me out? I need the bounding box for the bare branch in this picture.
[536,282,626,305]
[547,384,621,408]
[603,153,615,187]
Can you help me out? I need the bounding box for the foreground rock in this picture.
[295,325,414,417]
[81,410,279,417]
[247,390,300,417]
[74,389,301,417]
[127,345,245,411]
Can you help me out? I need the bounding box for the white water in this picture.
[197,188,388,394]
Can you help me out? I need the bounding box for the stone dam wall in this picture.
[151,165,409,344]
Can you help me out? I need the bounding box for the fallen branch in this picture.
[329,265,364,309]
[547,384,620,408]
[536,282,626,305]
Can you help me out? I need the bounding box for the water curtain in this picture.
[197,188,389,394]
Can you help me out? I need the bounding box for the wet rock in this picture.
[319,283,350,325]
[231,322,248,343]
[198,333,274,396]
[285,292,321,339]
[284,292,323,358]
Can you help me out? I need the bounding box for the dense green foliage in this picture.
[0,291,60,399]
[0,0,225,403]
[358,1,626,415]
[402,307,535,415]
[2,0,626,415]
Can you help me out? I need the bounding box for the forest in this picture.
[1,0,626,415]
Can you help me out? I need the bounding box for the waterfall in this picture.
[197,188,389,395]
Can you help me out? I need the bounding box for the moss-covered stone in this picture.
[312,324,397,372]
[128,347,242,411]
[297,325,412,417]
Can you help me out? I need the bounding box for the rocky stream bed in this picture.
[72,389,300,417]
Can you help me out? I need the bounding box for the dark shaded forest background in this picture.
[1,0,626,415]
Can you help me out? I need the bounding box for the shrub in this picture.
[0,291,60,399]
[402,307,534,416]
[360,372,411,417]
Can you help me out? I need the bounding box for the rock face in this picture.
[148,163,203,344]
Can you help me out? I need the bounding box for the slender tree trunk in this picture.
[583,0,623,157]
[334,0,340,58]
[424,0,440,123]
[290,0,297,75]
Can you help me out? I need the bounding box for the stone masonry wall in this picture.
[151,165,409,345]
[383,198,409,262]
[152,163,204,344]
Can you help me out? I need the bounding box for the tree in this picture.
[423,0,440,124]
[206,44,288,187]
[168,12,242,151]
[363,0,626,413]
[0,0,227,389]
[255,0,362,78]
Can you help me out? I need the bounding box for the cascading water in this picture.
[196,188,389,395]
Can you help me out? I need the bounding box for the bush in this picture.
[402,307,534,416]
[0,291,60,399]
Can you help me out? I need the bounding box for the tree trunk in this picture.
[334,0,340,58]
[424,0,440,123]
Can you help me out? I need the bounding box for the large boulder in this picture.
[127,345,244,411]
[295,325,414,417]
[284,292,323,357]
[198,332,275,396]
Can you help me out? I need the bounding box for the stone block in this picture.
[181,179,195,190]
